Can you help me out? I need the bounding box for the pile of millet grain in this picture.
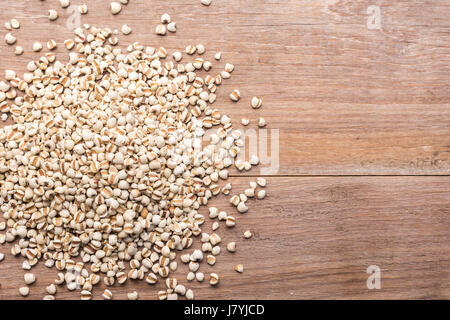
[0,0,267,300]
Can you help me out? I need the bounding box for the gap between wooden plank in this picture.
[230,174,450,178]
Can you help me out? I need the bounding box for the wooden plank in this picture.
[0,177,448,299]
[0,0,448,301]
[0,0,449,175]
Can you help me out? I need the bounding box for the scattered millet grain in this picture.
[32,42,43,52]
[10,19,20,29]
[19,287,29,297]
[14,46,23,55]
[78,4,88,14]
[59,0,70,8]
[251,96,263,109]
[155,24,167,36]
[209,273,219,286]
[24,273,36,285]
[48,10,58,21]
[235,264,244,273]
[4,33,16,45]
[0,0,270,300]
[110,2,122,15]
[128,291,139,300]
[201,0,213,6]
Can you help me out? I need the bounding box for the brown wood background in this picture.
[0,0,448,299]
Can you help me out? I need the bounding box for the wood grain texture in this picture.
[0,0,449,300]
[0,177,449,300]
[0,0,448,175]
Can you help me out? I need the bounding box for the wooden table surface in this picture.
[0,0,449,300]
